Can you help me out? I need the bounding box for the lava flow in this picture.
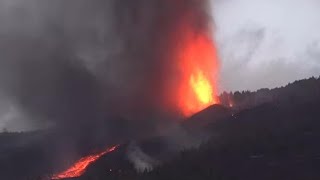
[177,24,220,117]
[51,145,119,179]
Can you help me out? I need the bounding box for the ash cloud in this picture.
[0,0,214,147]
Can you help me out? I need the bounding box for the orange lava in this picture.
[177,29,219,117]
[51,145,119,179]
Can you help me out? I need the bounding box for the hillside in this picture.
[75,77,320,180]
[220,76,320,110]
[0,77,320,180]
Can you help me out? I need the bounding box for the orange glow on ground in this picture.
[51,145,119,179]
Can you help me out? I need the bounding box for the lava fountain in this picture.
[173,11,220,117]
[177,32,219,116]
[51,145,119,179]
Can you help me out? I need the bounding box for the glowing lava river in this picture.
[51,145,119,179]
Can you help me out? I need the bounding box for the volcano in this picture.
[49,104,230,180]
[51,78,320,180]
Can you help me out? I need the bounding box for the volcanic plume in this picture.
[154,0,220,117]
[0,0,219,178]
[0,0,219,129]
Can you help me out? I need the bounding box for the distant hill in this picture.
[219,76,320,111]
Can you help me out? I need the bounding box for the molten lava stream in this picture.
[51,145,119,180]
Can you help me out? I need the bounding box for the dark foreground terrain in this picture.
[73,101,320,180]
[1,77,320,180]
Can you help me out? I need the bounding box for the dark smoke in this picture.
[0,0,213,165]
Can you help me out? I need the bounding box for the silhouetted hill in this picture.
[220,76,320,110]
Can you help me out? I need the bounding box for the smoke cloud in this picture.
[0,0,214,151]
[127,142,159,172]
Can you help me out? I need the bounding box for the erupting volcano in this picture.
[51,145,119,179]
[44,0,219,179]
